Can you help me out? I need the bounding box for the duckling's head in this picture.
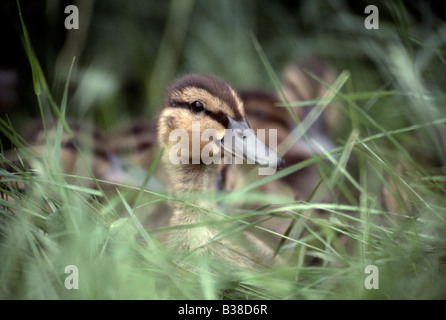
[158,73,282,170]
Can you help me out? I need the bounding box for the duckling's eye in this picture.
[190,101,205,113]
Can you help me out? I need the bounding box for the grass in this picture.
[1,0,446,299]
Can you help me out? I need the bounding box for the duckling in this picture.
[281,55,340,150]
[1,117,169,228]
[2,116,174,236]
[2,119,105,183]
[4,117,164,191]
[238,55,340,201]
[157,73,283,269]
[222,56,339,249]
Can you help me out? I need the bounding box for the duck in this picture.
[236,55,340,200]
[156,73,283,269]
[7,115,169,190]
[222,56,340,251]
[1,117,168,223]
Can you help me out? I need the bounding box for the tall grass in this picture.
[1,0,446,299]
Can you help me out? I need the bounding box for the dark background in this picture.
[1,0,445,149]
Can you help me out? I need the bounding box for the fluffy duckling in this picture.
[223,56,339,249]
[281,55,340,149]
[157,73,283,269]
[238,55,340,200]
[1,119,108,187]
[8,118,164,190]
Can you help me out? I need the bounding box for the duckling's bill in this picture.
[222,116,284,175]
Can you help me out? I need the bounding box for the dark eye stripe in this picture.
[168,74,244,121]
[205,110,229,128]
[169,99,189,109]
[169,99,229,128]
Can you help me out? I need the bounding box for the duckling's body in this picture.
[157,73,282,269]
[13,118,164,192]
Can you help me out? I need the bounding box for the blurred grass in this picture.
[1,0,446,299]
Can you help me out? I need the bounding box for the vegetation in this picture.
[1,0,445,299]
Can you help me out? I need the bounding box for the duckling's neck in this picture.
[163,156,259,269]
[165,159,220,217]
[170,162,219,194]
[166,161,222,250]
